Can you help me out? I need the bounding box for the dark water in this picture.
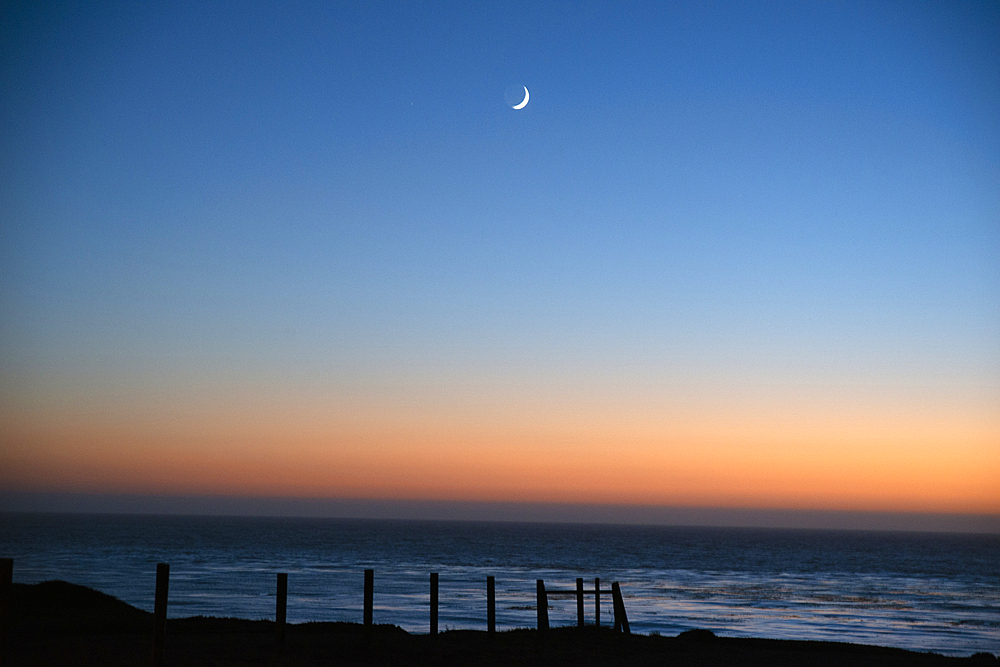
[1,513,997,656]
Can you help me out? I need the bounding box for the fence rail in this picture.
[0,559,630,667]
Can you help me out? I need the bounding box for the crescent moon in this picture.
[512,86,529,109]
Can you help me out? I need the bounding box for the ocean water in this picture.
[1,513,997,656]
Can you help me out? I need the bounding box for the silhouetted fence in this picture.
[0,559,631,667]
[1,558,12,667]
[152,563,169,667]
[532,577,627,633]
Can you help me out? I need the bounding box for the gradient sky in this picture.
[2,1,998,525]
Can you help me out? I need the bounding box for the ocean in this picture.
[1,513,997,656]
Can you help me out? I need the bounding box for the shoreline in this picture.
[5,581,997,666]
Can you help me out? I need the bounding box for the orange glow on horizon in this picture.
[3,394,998,515]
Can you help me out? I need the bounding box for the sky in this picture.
[2,0,998,530]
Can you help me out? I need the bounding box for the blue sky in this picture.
[2,1,998,525]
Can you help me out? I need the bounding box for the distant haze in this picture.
[2,493,998,534]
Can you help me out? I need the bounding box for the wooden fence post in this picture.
[363,569,374,628]
[612,581,620,632]
[536,580,549,633]
[486,576,495,635]
[1,558,12,667]
[611,581,630,635]
[152,563,169,667]
[275,573,287,653]
[430,573,438,636]
[594,577,600,627]
[576,577,584,627]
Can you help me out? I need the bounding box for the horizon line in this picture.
[3,492,998,534]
